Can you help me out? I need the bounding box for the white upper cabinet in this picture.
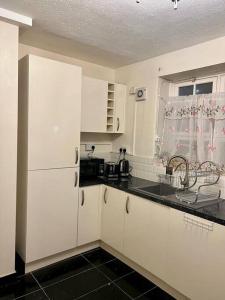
[20,55,82,170]
[81,77,126,134]
[78,185,101,246]
[123,195,170,280]
[114,84,127,133]
[81,76,108,133]
[101,186,126,253]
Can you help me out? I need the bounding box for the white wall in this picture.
[0,20,18,277]
[114,36,225,158]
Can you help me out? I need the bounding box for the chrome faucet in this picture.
[166,155,189,189]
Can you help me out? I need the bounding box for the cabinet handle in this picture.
[74,171,78,187]
[126,196,130,214]
[117,118,120,131]
[81,190,85,206]
[75,147,79,165]
[104,187,107,204]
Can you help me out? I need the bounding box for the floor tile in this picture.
[78,282,131,300]
[0,274,40,300]
[33,255,92,287]
[98,259,133,281]
[115,272,156,298]
[83,248,115,266]
[137,287,175,300]
[44,268,109,300]
[15,290,48,300]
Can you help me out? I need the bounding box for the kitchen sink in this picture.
[131,183,176,197]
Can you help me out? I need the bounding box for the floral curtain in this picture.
[160,93,225,170]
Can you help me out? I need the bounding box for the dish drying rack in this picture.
[160,161,221,204]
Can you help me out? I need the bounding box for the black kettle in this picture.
[119,149,130,178]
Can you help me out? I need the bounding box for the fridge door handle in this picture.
[74,171,78,187]
[117,117,120,131]
[75,147,79,165]
[81,190,85,206]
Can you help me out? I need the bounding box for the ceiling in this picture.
[0,0,225,68]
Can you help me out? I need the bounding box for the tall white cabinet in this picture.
[0,21,18,278]
[17,55,81,263]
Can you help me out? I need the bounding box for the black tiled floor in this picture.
[0,274,39,300]
[44,268,109,300]
[137,287,175,300]
[82,248,115,266]
[33,255,93,287]
[115,271,156,298]
[1,248,176,300]
[78,283,131,300]
[98,259,133,281]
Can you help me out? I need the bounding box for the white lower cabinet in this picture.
[77,186,101,246]
[166,209,219,300]
[202,222,225,300]
[101,186,126,253]
[123,194,170,280]
[25,168,79,263]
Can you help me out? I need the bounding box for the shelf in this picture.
[107,83,115,132]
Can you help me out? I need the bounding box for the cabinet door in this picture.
[123,195,170,280]
[78,186,101,246]
[28,55,81,170]
[198,222,225,300]
[81,76,107,132]
[166,209,213,300]
[114,84,126,133]
[101,186,126,253]
[26,168,79,263]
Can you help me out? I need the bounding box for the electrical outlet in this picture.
[85,144,94,151]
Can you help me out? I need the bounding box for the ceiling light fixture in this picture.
[172,0,180,10]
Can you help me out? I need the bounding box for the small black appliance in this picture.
[104,162,119,179]
[119,148,130,178]
[80,158,104,180]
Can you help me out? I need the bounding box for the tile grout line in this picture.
[31,272,50,299]
[74,282,110,300]
[85,255,134,300]
[134,286,157,300]
[36,266,96,289]
[14,289,43,300]
[82,252,142,299]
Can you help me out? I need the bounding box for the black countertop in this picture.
[80,176,225,226]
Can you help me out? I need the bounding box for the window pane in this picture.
[196,82,213,94]
[179,85,194,96]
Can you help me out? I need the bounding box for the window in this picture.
[157,74,225,169]
[170,76,218,97]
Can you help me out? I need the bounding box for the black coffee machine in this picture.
[119,148,130,178]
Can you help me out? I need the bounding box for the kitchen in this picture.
[1,1,225,299]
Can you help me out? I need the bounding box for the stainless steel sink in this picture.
[131,183,223,209]
[131,183,176,197]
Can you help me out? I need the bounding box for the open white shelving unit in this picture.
[107,83,115,132]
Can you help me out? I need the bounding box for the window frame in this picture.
[169,76,218,97]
